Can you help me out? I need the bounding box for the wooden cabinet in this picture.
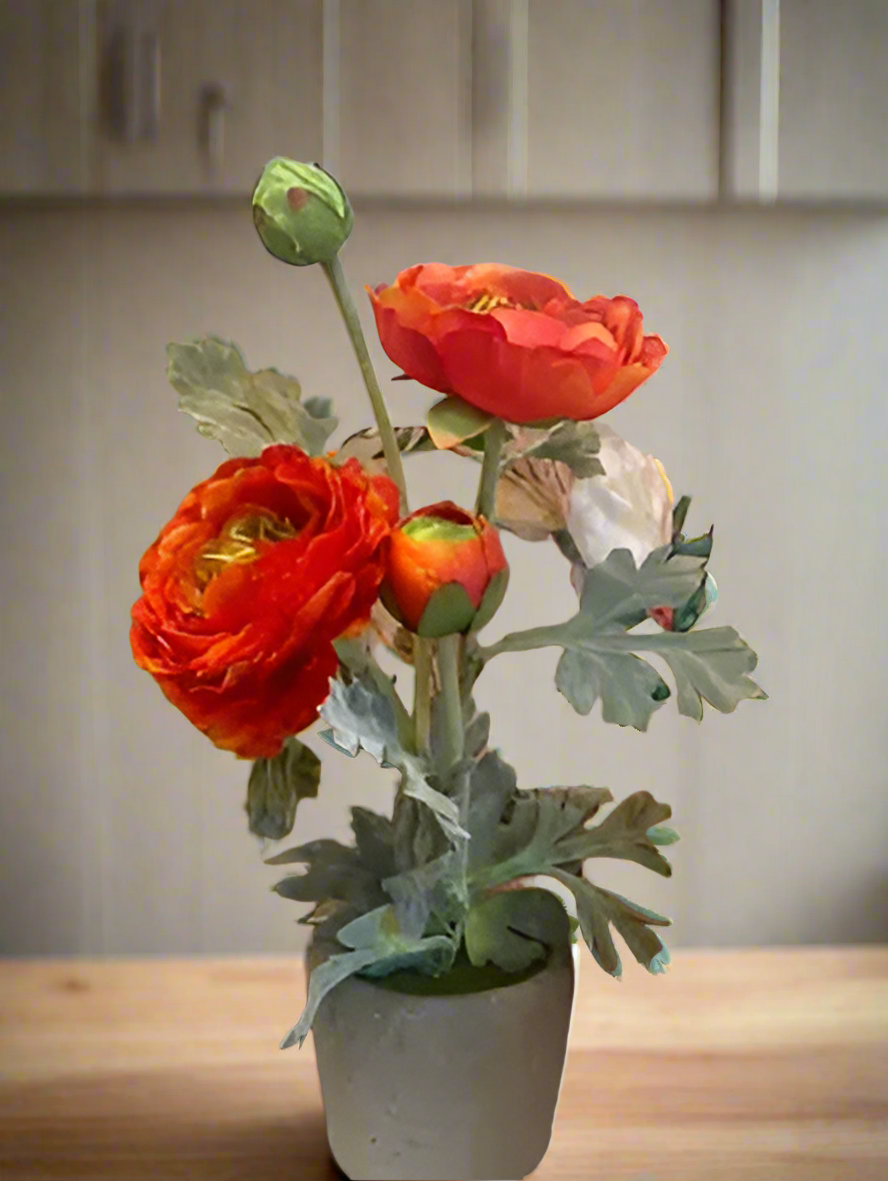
[3,0,887,203]
[722,0,888,202]
[778,0,888,201]
[521,0,722,200]
[331,0,472,199]
[93,0,323,196]
[0,0,92,195]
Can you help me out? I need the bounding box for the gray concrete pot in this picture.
[312,942,579,1181]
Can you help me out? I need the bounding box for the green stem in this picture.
[322,254,409,515]
[480,622,569,661]
[475,418,507,520]
[412,636,434,756]
[436,634,465,774]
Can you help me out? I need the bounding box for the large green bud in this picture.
[252,157,353,266]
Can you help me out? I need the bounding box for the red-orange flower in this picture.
[384,502,509,636]
[370,263,667,424]
[131,445,399,759]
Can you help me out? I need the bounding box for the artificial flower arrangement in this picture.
[131,158,764,1181]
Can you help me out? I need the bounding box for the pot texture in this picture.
[312,942,578,1181]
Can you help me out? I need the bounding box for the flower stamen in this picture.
[195,510,297,587]
[465,291,535,314]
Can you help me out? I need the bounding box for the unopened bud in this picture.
[252,157,353,267]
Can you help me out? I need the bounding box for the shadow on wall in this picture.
[844,877,888,945]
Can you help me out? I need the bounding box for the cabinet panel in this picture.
[779,0,888,201]
[335,0,472,198]
[0,0,91,195]
[94,0,323,196]
[526,0,721,200]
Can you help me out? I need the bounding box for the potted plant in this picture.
[131,158,764,1181]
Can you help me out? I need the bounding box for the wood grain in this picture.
[1,948,887,1179]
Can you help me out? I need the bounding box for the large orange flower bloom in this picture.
[370,263,667,424]
[131,445,399,759]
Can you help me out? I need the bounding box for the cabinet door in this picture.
[524,0,721,200]
[0,0,91,195]
[333,0,472,198]
[779,0,888,201]
[94,0,323,196]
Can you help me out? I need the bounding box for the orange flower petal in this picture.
[370,265,667,423]
[131,446,397,758]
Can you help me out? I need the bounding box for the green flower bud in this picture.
[252,157,353,267]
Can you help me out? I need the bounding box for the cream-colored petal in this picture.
[567,425,674,569]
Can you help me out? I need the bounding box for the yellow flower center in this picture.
[194,509,297,587]
[466,291,517,313]
[464,290,539,314]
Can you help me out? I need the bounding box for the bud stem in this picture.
[322,255,409,515]
[412,636,434,756]
[436,634,465,773]
[475,418,507,521]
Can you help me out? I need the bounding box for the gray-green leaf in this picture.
[646,628,768,721]
[555,790,675,876]
[555,647,670,730]
[472,785,614,891]
[167,336,338,457]
[551,870,671,978]
[485,545,765,730]
[466,750,518,869]
[508,420,604,478]
[351,807,397,879]
[280,905,456,1048]
[246,737,321,841]
[465,887,572,973]
[267,839,385,910]
[320,672,467,844]
[383,851,468,939]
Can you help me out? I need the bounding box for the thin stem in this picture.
[412,636,434,757]
[436,633,465,774]
[475,418,507,520]
[479,622,569,661]
[322,255,409,515]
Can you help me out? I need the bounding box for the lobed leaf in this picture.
[320,672,467,844]
[280,905,457,1049]
[167,336,337,457]
[551,870,671,978]
[555,790,674,876]
[465,888,572,974]
[486,545,765,731]
[246,737,320,841]
[472,785,614,891]
[383,851,468,939]
[268,839,385,911]
[350,807,397,879]
[555,647,670,730]
[507,419,604,478]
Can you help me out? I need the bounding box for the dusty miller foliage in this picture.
[170,336,764,1049]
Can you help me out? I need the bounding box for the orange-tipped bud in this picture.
[383,501,509,637]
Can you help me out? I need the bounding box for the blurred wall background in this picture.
[1,200,887,955]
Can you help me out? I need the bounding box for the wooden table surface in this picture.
[1,948,887,1180]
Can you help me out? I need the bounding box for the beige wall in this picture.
[1,201,887,955]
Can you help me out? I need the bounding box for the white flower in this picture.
[566,425,674,570]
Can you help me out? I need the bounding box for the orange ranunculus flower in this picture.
[369,263,668,425]
[131,445,399,759]
[384,502,509,637]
